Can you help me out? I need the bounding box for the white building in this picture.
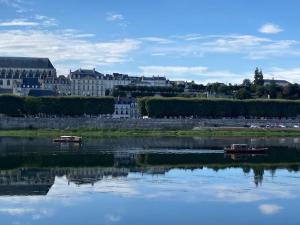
[113,99,139,119]
[134,76,171,87]
[69,69,132,97]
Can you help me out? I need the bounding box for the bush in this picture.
[139,97,300,118]
[0,95,115,116]
[0,95,24,116]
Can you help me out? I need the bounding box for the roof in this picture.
[71,69,103,78]
[28,89,56,97]
[264,79,290,84]
[0,57,55,69]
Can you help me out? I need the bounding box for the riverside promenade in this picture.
[1,116,300,130]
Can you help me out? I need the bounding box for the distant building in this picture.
[0,57,56,92]
[69,69,132,97]
[13,77,41,96]
[264,79,290,87]
[44,75,71,96]
[113,98,139,119]
[134,76,171,87]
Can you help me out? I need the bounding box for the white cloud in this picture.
[0,207,34,215]
[0,16,58,27]
[264,67,300,83]
[0,19,39,27]
[105,214,121,223]
[140,37,174,44]
[259,23,283,34]
[106,13,124,22]
[34,15,58,27]
[0,0,29,13]
[146,34,298,59]
[0,29,140,74]
[259,204,282,215]
[139,66,208,75]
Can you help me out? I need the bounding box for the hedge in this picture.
[138,97,300,118]
[0,95,114,116]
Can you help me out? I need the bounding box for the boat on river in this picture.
[224,144,267,154]
[53,136,82,143]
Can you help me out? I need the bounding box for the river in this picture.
[0,136,299,225]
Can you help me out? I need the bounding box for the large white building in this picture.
[0,57,56,93]
[69,69,132,97]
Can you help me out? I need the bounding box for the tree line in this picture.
[0,95,114,116]
[176,68,300,100]
[138,97,300,118]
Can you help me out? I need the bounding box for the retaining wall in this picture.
[1,116,300,130]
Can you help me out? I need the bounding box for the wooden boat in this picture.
[224,144,267,154]
[53,136,82,143]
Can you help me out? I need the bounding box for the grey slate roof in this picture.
[0,57,55,69]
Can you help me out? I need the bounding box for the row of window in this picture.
[0,80,11,86]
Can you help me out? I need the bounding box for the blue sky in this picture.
[1,0,300,84]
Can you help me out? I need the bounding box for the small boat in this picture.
[224,144,267,154]
[53,136,82,143]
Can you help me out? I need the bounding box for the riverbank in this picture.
[1,128,300,138]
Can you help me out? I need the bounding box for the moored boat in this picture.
[53,136,82,143]
[224,144,267,154]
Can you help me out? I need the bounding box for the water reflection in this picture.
[0,137,299,225]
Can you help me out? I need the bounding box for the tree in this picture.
[242,79,252,90]
[254,68,264,86]
[255,85,266,98]
[266,81,279,99]
[235,88,252,99]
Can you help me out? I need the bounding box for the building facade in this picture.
[44,75,71,96]
[113,98,139,119]
[69,69,132,97]
[0,57,56,93]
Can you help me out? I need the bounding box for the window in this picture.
[7,80,10,86]
[0,80,2,86]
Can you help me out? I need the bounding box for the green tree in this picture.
[254,68,264,86]
[235,88,252,99]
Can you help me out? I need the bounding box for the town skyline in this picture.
[1,0,300,84]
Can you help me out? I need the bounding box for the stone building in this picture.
[134,76,171,87]
[113,98,139,119]
[0,57,56,93]
[69,69,132,97]
[44,75,71,96]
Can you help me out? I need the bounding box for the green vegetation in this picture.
[0,95,114,116]
[173,68,300,100]
[138,97,300,118]
[1,128,300,138]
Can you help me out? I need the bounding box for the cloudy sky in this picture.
[1,0,300,84]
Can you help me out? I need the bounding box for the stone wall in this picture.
[1,116,300,130]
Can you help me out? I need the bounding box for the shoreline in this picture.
[1,128,300,138]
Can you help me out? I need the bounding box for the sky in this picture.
[0,0,300,84]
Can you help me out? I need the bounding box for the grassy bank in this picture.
[1,128,300,138]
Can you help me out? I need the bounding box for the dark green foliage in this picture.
[137,97,149,116]
[254,68,264,86]
[235,88,252,99]
[140,97,300,118]
[0,95,114,116]
[0,95,24,116]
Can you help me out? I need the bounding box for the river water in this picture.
[0,136,299,225]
